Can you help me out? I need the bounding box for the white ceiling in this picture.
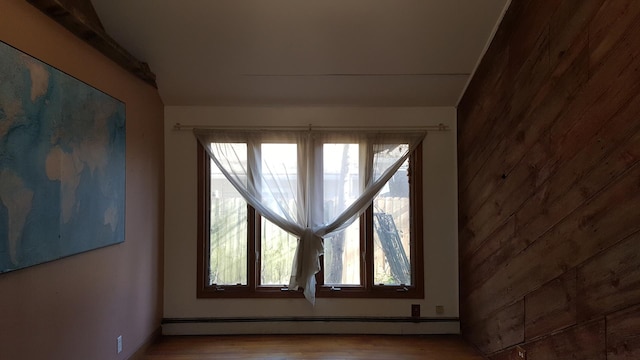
[90,0,509,107]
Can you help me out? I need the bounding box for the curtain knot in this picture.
[288,228,324,304]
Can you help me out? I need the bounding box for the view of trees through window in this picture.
[373,169,411,286]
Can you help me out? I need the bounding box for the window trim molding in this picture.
[197,140,424,299]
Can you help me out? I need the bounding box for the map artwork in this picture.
[0,41,125,273]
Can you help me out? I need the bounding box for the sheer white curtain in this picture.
[194,129,425,304]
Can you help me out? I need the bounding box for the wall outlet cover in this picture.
[411,304,420,317]
[117,335,123,354]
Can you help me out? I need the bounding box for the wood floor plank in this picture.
[142,335,485,360]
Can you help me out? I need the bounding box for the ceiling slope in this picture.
[89,0,509,106]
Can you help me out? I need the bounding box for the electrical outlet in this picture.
[117,335,123,354]
[435,305,445,315]
[411,304,420,318]
[514,345,525,359]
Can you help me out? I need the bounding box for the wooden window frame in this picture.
[197,141,424,299]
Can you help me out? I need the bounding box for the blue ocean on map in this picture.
[0,41,125,273]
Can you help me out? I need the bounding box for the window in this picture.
[197,131,423,299]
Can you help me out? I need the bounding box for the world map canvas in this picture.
[0,41,125,273]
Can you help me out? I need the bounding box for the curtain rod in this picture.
[173,123,449,132]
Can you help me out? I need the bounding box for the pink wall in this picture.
[0,1,164,359]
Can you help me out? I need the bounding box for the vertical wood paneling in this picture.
[577,232,640,321]
[549,0,604,72]
[457,23,511,170]
[525,320,606,360]
[464,163,640,326]
[460,28,550,221]
[525,269,577,341]
[589,1,640,74]
[459,216,517,299]
[463,300,524,355]
[458,0,640,357]
[607,304,640,360]
[458,29,591,266]
[515,100,640,250]
[488,346,527,360]
[506,1,559,79]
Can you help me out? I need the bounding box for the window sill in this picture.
[197,285,424,299]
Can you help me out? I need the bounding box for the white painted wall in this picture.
[163,106,458,334]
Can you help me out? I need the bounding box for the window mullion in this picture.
[361,206,372,290]
[311,136,325,286]
[248,205,257,290]
[362,140,373,290]
[409,143,423,293]
[247,136,260,199]
[197,143,211,291]
[247,137,260,289]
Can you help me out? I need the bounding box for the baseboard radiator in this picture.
[161,316,461,335]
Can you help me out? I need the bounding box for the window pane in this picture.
[323,143,361,285]
[324,223,360,285]
[373,158,411,286]
[259,143,298,285]
[210,142,249,187]
[260,143,298,218]
[209,143,248,286]
[260,218,298,285]
[373,143,410,181]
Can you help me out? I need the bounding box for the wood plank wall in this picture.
[457,0,640,358]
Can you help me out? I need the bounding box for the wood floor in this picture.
[142,334,485,360]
